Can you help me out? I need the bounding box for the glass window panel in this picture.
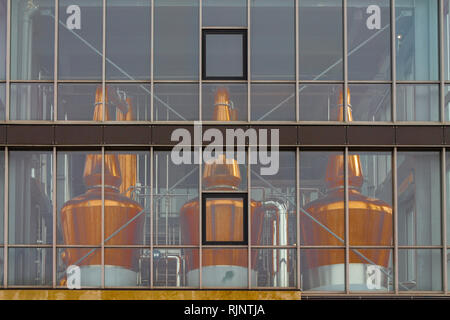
[0,83,5,120]
[299,0,343,80]
[399,249,442,291]
[203,0,246,27]
[251,0,294,80]
[106,0,151,80]
[445,1,450,80]
[445,85,450,121]
[251,151,296,246]
[57,83,101,121]
[396,0,438,81]
[0,0,6,80]
[396,84,439,121]
[202,83,247,121]
[446,152,450,245]
[0,151,3,244]
[10,0,54,80]
[154,0,199,80]
[348,0,391,80]
[104,151,149,246]
[105,249,148,287]
[204,32,245,79]
[397,152,441,246]
[251,249,296,288]
[300,151,344,246]
[251,84,295,121]
[10,83,53,120]
[349,152,392,246]
[300,249,345,291]
[202,248,248,288]
[349,249,393,292]
[105,84,150,121]
[202,151,247,192]
[154,151,199,246]
[9,151,53,245]
[348,84,391,121]
[299,84,343,122]
[57,151,101,245]
[154,248,198,287]
[59,0,103,80]
[9,248,52,286]
[153,83,199,121]
[57,247,101,288]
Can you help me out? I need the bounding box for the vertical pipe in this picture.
[150,147,154,288]
[3,147,8,287]
[343,0,348,123]
[393,148,399,293]
[296,147,300,290]
[52,147,56,288]
[391,0,396,122]
[442,147,447,293]
[344,147,349,293]
[54,0,58,121]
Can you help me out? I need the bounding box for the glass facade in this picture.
[0,0,449,297]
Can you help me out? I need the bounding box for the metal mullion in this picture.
[3,147,7,287]
[198,145,202,288]
[441,0,446,123]
[296,147,301,290]
[102,0,106,123]
[52,147,56,287]
[247,147,251,289]
[343,0,348,123]
[247,0,251,122]
[295,0,299,122]
[101,147,105,288]
[393,147,399,293]
[198,0,203,289]
[5,0,10,122]
[344,147,349,293]
[150,147,154,288]
[54,0,59,122]
[443,147,448,293]
[199,0,202,121]
[150,0,154,122]
[391,0,396,122]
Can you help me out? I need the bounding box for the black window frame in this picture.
[202,29,248,81]
[202,192,248,245]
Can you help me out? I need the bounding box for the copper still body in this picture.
[60,87,144,287]
[301,91,393,291]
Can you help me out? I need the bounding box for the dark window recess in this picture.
[202,193,248,245]
[202,29,247,80]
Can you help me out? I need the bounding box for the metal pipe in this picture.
[166,255,181,287]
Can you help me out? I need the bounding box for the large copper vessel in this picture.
[301,90,393,291]
[60,87,144,287]
[180,87,265,287]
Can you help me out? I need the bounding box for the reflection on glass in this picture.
[11,0,54,80]
[204,32,245,79]
[349,152,392,246]
[349,250,393,292]
[106,0,151,80]
[154,84,199,121]
[251,84,295,121]
[57,151,101,245]
[105,249,148,287]
[348,0,390,80]
[202,152,247,192]
[9,248,52,286]
[154,248,198,287]
[0,0,6,80]
[57,248,101,288]
[154,0,199,80]
[251,151,296,246]
[301,249,345,291]
[57,84,100,120]
[348,84,391,121]
[9,151,53,245]
[59,0,103,80]
[154,151,199,246]
[445,1,450,80]
[201,249,248,288]
[445,85,450,121]
[300,151,344,245]
[203,0,246,26]
[299,84,342,121]
[10,83,53,120]
[396,85,439,121]
[396,0,438,81]
[202,83,247,121]
[0,83,5,120]
[399,249,442,291]
[105,84,150,121]
[397,152,441,246]
[251,0,294,80]
[104,151,149,245]
[252,249,296,288]
[299,0,342,80]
